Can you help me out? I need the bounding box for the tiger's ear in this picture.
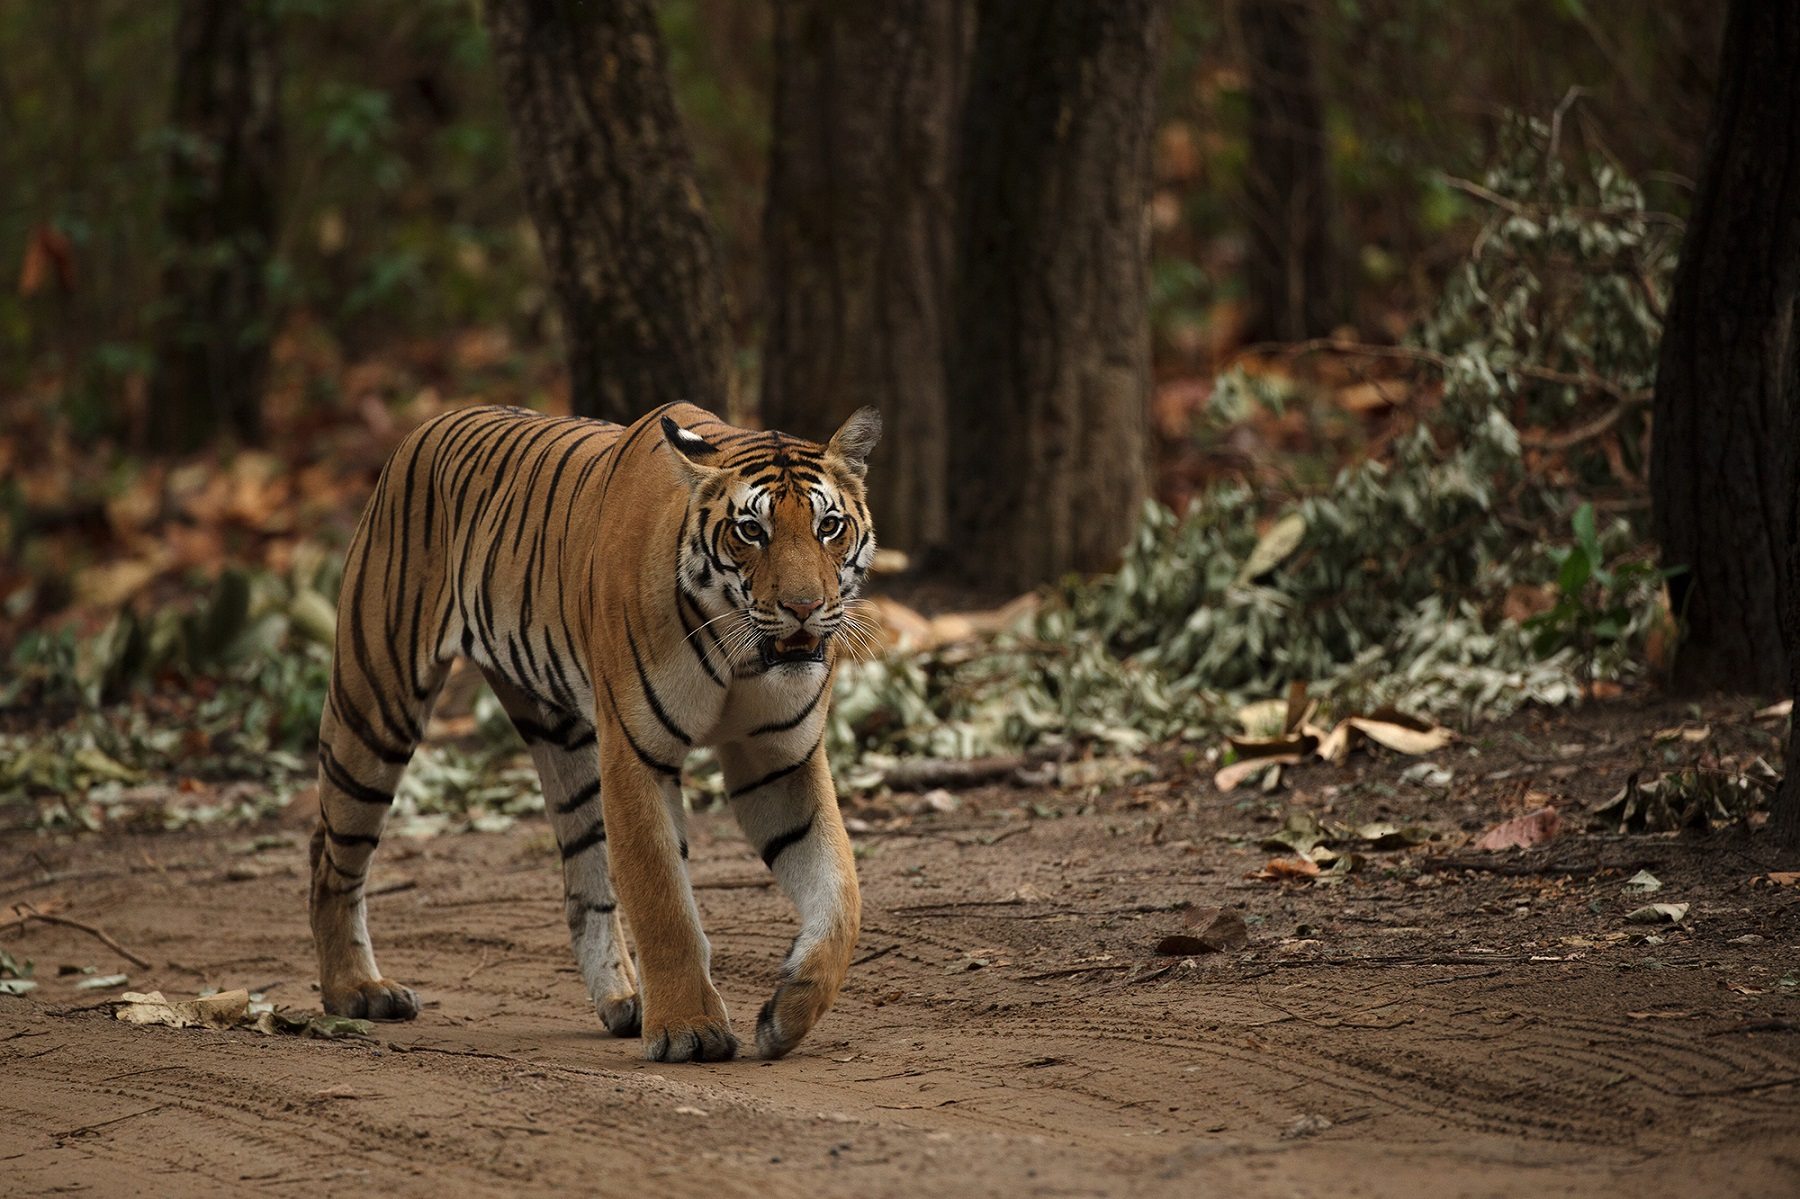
[661,416,722,485]
[825,407,882,478]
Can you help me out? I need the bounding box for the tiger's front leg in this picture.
[599,735,737,1062]
[719,739,861,1059]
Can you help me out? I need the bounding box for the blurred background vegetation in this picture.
[0,0,1717,431]
[7,0,1782,839]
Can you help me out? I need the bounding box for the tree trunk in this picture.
[761,0,969,556]
[939,0,1163,592]
[1781,468,1800,851]
[1238,0,1341,343]
[1651,0,1800,701]
[485,0,731,422]
[148,0,281,453]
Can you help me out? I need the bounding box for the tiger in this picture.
[308,401,880,1062]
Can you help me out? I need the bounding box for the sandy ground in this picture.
[3,698,1799,1197]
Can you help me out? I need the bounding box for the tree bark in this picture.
[148,0,281,453]
[1238,0,1342,342]
[761,0,969,556]
[1781,468,1800,851]
[485,0,731,422]
[1651,0,1800,701]
[940,0,1163,592]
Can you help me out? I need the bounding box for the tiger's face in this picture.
[665,408,880,670]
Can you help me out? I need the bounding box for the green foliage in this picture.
[1525,503,1677,671]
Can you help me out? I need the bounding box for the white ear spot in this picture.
[661,415,719,464]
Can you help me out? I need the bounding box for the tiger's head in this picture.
[663,408,881,670]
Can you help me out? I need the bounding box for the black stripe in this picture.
[601,675,683,777]
[760,815,815,869]
[327,685,414,765]
[320,808,379,850]
[675,584,727,687]
[555,779,600,815]
[729,733,824,800]
[625,617,692,745]
[749,677,829,736]
[560,820,607,860]
[318,745,394,806]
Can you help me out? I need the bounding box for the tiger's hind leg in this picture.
[484,675,641,1037]
[309,660,449,1021]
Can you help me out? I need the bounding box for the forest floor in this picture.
[3,693,1799,1197]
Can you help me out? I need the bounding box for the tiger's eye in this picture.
[817,515,842,540]
[735,518,765,543]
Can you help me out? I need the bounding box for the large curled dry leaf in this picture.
[1472,806,1561,851]
[115,989,251,1030]
[1248,856,1321,882]
[1346,715,1455,756]
[1214,753,1302,792]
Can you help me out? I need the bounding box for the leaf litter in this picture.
[113,989,373,1040]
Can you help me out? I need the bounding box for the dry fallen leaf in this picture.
[1214,754,1303,792]
[1248,856,1321,882]
[1624,902,1689,925]
[1347,716,1454,756]
[1752,699,1792,722]
[115,989,250,1030]
[1187,906,1250,951]
[1472,806,1561,851]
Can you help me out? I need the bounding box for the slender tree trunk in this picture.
[1651,0,1800,702]
[1238,0,1341,342]
[148,0,281,453]
[761,0,969,555]
[1781,467,1800,850]
[940,0,1163,592]
[485,0,731,421]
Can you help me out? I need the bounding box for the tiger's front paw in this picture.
[642,1009,738,1062]
[322,977,419,1021]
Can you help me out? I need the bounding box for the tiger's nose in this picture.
[780,597,823,620]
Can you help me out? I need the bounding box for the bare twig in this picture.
[1418,858,1600,878]
[6,902,153,970]
[1020,963,1132,981]
[57,1105,167,1139]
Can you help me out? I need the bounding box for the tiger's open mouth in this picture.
[761,631,826,666]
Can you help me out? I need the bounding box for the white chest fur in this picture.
[700,661,831,747]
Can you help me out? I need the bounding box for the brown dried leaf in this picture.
[1472,806,1561,851]
[1346,716,1453,756]
[1215,754,1302,792]
[1185,906,1249,951]
[1248,856,1321,882]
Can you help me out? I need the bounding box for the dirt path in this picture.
[4,702,1799,1196]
